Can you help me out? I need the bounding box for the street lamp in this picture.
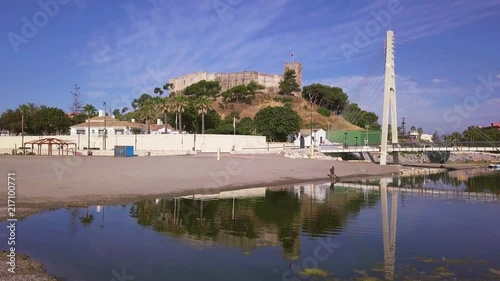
[365,125,369,146]
[355,136,358,147]
[310,97,313,147]
[103,102,107,150]
[344,132,348,148]
[21,111,25,155]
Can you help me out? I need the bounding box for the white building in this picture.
[150,119,174,134]
[420,133,433,142]
[69,110,144,136]
[293,129,330,147]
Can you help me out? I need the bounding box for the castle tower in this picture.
[284,62,303,96]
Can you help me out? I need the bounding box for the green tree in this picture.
[157,97,174,133]
[184,80,221,98]
[302,83,348,114]
[279,69,301,96]
[194,96,212,134]
[0,109,21,135]
[31,106,70,135]
[173,95,190,132]
[417,127,423,139]
[131,93,153,110]
[139,99,159,134]
[237,117,254,135]
[254,106,301,141]
[342,103,380,129]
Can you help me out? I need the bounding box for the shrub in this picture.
[273,96,283,102]
[317,107,331,117]
[27,152,36,155]
[303,105,308,110]
[283,97,293,103]
[83,147,100,150]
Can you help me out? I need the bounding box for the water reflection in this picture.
[380,178,397,280]
[128,185,378,261]
[2,171,499,280]
[393,168,500,194]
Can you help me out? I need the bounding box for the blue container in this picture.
[114,146,134,157]
[125,146,134,157]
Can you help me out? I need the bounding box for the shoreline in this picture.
[0,154,488,223]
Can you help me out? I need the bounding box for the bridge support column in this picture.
[392,152,399,164]
[380,30,398,165]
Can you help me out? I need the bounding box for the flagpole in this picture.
[233,116,236,136]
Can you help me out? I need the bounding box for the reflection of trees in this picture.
[128,187,384,259]
[466,173,500,194]
[393,171,500,191]
[253,190,301,256]
[79,207,94,226]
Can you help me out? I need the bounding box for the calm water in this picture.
[2,169,500,281]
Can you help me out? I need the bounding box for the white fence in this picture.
[0,134,268,154]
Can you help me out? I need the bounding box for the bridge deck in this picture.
[320,145,500,153]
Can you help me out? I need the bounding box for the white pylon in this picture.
[380,30,399,165]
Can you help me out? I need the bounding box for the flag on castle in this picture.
[291,52,295,61]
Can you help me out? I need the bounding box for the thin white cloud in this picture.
[75,0,500,119]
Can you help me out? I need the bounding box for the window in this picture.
[76,130,86,135]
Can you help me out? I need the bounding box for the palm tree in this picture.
[18,104,29,154]
[83,104,96,149]
[157,97,174,134]
[195,96,212,134]
[173,95,190,133]
[417,127,423,140]
[139,99,159,134]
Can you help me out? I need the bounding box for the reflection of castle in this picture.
[129,184,374,261]
[169,62,303,94]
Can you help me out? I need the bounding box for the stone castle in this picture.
[169,62,303,95]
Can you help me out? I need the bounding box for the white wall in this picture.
[293,129,328,147]
[0,134,267,153]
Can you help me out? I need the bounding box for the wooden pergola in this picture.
[24,138,77,156]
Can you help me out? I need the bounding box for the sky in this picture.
[1,0,499,134]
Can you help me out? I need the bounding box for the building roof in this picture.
[71,116,144,129]
[298,128,324,136]
[150,124,173,131]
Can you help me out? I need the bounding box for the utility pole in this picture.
[103,102,107,150]
[380,30,399,165]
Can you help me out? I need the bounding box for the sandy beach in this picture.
[0,153,409,217]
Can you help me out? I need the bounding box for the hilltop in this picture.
[212,93,363,131]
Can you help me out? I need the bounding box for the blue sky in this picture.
[1,0,499,134]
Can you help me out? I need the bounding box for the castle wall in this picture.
[168,62,302,95]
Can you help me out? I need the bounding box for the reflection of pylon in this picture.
[380,178,398,279]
